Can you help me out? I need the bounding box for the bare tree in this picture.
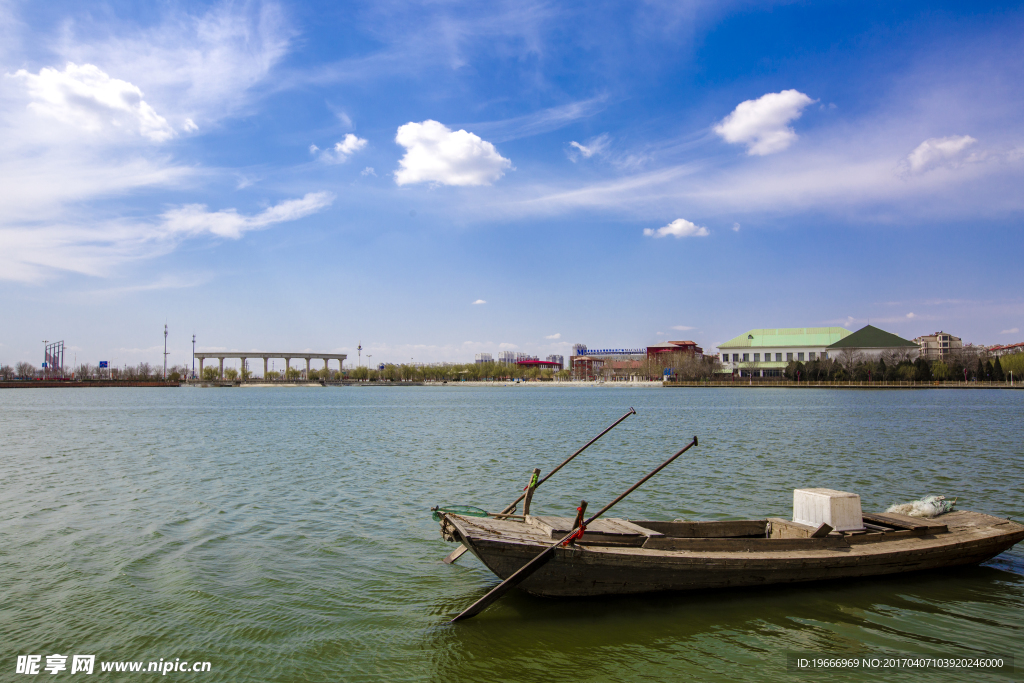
[836,349,863,376]
[880,347,914,366]
[0,364,14,380]
[15,361,36,378]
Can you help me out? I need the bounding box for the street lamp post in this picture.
[192,334,196,379]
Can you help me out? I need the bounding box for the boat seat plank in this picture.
[527,515,660,538]
[630,519,769,538]
[863,512,947,532]
[642,535,851,552]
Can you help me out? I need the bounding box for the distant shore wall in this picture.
[664,380,1022,389]
[0,381,181,388]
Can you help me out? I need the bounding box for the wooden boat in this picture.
[436,508,1024,597]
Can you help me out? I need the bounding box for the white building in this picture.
[913,331,962,361]
[718,327,852,376]
[828,325,919,361]
[475,353,493,364]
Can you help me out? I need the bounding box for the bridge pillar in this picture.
[218,357,224,379]
[199,358,204,377]
[264,357,269,380]
[305,357,311,380]
[323,358,330,379]
[284,358,291,379]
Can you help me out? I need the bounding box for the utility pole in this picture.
[163,324,169,379]
[358,342,362,367]
[192,334,196,379]
[42,340,48,379]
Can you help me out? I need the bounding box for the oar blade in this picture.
[443,544,470,565]
[449,543,558,623]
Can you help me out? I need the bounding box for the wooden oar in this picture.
[443,407,637,565]
[448,436,698,623]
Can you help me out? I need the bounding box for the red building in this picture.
[646,340,703,357]
[516,359,563,371]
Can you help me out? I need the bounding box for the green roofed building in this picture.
[718,327,852,376]
[826,325,919,360]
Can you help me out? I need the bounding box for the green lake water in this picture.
[1,386,1022,682]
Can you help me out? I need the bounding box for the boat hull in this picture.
[446,511,1024,597]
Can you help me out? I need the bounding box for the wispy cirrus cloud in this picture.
[51,1,293,128]
[0,1,311,284]
[568,133,611,162]
[465,96,608,143]
[0,193,334,282]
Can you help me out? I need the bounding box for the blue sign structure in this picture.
[99,361,108,368]
[575,347,646,356]
[41,362,48,368]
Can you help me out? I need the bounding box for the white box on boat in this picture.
[793,488,864,532]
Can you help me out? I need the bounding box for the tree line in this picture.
[0,362,192,381]
[4,348,1019,384]
[737,346,1023,382]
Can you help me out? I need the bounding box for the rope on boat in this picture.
[431,505,489,522]
[886,495,958,518]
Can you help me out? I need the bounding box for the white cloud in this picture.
[0,192,334,282]
[902,135,977,174]
[54,2,293,129]
[0,2,300,284]
[714,89,815,155]
[568,134,610,161]
[313,134,368,164]
[545,333,561,339]
[9,62,176,141]
[644,218,709,239]
[498,342,517,349]
[732,222,741,232]
[161,192,335,239]
[394,120,511,186]
[1000,327,1018,334]
[671,326,695,331]
[906,312,915,319]
[472,299,486,304]
[335,133,367,157]
[361,167,376,176]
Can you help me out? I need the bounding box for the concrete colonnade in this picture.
[192,352,347,380]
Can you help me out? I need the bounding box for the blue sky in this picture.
[1,1,1022,368]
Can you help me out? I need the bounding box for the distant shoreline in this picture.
[4,379,1018,390]
[0,381,179,389]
